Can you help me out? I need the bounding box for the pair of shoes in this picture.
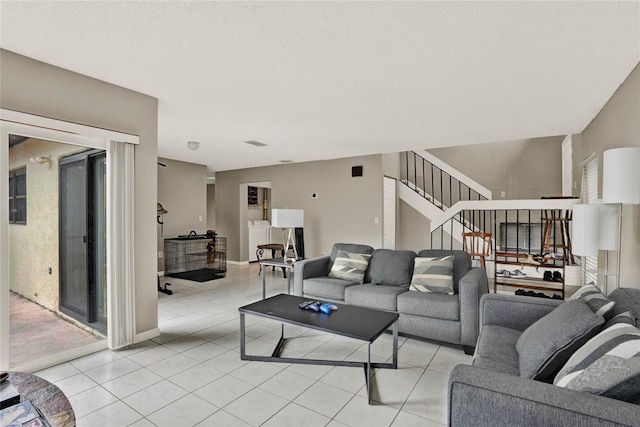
[552,271,563,282]
[510,269,527,278]
[523,254,540,265]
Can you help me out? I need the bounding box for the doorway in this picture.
[59,149,107,334]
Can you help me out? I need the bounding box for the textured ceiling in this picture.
[1,1,639,175]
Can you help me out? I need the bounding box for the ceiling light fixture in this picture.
[244,140,267,147]
[187,141,200,151]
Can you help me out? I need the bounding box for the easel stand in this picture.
[282,228,298,263]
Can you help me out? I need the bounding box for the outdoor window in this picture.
[9,167,26,224]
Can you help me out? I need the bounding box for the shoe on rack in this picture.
[510,269,527,278]
[515,289,526,296]
[523,254,540,265]
[496,270,510,277]
[543,271,553,281]
[553,271,563,282]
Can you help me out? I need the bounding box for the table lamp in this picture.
[271,209,304,262]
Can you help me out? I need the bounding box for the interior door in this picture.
[59,150,106,333]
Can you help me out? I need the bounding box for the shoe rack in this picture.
[494,252,565,299]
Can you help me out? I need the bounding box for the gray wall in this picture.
[207,184,216,230]
[577,63,640,289]
[1,49,159,335]
[428,136,564,200]
[216,155,384,262]
[157,157,208,271]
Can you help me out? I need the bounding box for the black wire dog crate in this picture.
[164,235,227,279]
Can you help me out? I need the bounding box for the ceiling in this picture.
[1,1,639,176]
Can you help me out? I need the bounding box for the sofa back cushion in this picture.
[417,250,471,293]
[364,249,416,287]
[329,243,374,273]
[516,299,604,381]
[608,288,640,326]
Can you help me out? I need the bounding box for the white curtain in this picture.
[107,140,136,349]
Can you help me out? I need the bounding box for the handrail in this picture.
[415,150,492,200]
[430,198,578,232]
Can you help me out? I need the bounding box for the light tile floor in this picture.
[35,263,472,426]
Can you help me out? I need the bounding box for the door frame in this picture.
[1,109,138,371]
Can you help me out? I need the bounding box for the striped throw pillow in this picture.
[328,250,371,284]
[410,256,454,295]
[554,323,640,403]
[569,284,616,319]
[603,311,637,329]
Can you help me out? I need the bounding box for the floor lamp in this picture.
[601,147,640,292]
[572,203,618,293]
[271,209,304,263]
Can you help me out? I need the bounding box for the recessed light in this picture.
[279,160,294,163]
[244,140,267,147]
[187,141,200,150]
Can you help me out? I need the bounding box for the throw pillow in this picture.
[554,323,640,404]
[603,311,637,329]
[328,250,371,284]
[410,256,455,295]
[516,299,604,381]
[569,284,616,320]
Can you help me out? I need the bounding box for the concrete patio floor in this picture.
[9,292,104,368]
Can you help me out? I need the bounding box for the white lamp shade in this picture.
[271,209,304,228]
[602,147,640,204]
[572,204,599,256]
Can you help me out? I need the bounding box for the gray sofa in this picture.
[448,288,640,427]
[293,243,489,353]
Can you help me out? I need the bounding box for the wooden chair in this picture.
[462,232,493,269]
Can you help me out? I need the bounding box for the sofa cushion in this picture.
[344,284,407,311]
[609,288,640,325]
[303,276,357,301]
[554,323,640,404]
[568,284,616,320]
[603,311,637,329]
[473,325,521,376]
[330,243,374,265]
[417,250,471,293]
[516,299,604,381]
[364,249,416,287]
[410,256,454,295]
[397,291,459,321]
[328,250,371,284]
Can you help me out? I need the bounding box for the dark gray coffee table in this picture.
[239,293,398,404]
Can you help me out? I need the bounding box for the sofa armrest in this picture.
[458,267,489,347]
[479,293,562,332]
[293,256,331,296]
[449,364,640,427]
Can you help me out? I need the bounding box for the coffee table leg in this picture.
[240,313,246,359]
[392,322,398,368]
[261,266,266,299]
[286,269,291,294]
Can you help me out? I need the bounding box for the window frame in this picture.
[8,167,26,225]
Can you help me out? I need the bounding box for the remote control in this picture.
[298,300,316,309]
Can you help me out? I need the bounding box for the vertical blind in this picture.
[581,154,598,286]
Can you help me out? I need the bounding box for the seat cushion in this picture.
[397,291,459,321]
[344,284,407,311]
[364,249,416,286]
[516,299,604,381]
[303,277,357,301]
[554,323,640,403]
[473,325,522,376]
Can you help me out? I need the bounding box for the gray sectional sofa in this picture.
[293,243,489,354]
[448,288,640,427]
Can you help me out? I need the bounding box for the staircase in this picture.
[399,150,577,256]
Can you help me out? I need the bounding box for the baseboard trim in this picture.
[135,328,160,343]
